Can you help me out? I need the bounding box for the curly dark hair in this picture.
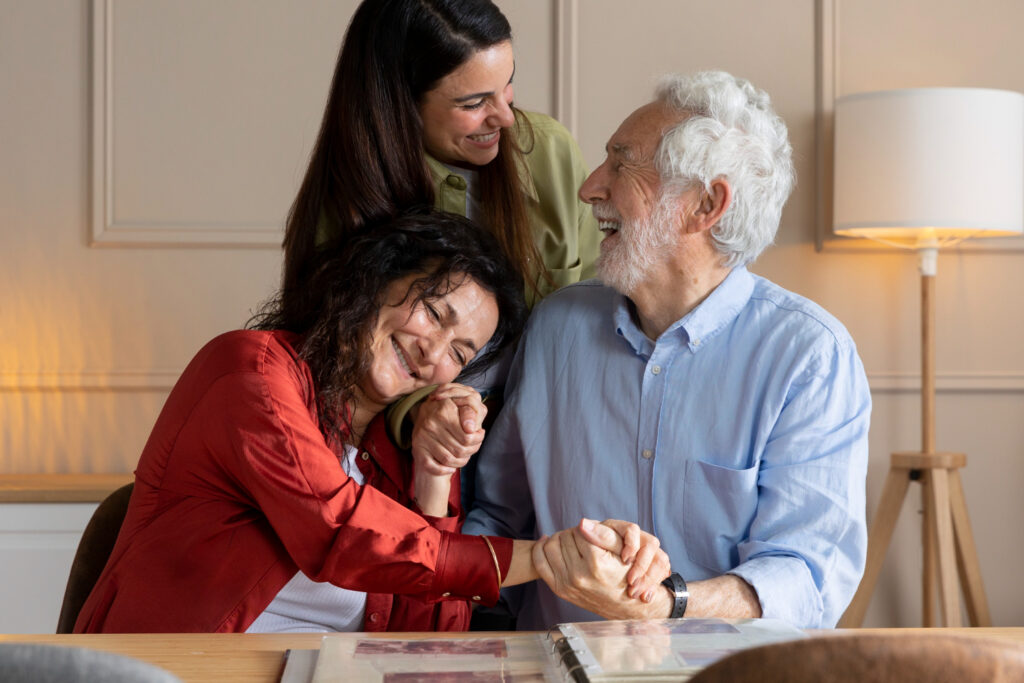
[252,208,526,443]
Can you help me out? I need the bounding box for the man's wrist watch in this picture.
[662,572,689,618]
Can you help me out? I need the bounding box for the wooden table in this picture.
[4,629,1024,683]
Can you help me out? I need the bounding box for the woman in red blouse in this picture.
[75,210,664,633]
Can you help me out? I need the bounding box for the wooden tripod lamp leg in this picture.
[839,463,912,627]
[949,468,992,626]
[922,470,937,627]
[925,467,962,626]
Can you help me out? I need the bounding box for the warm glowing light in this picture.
[833,88,1024,252]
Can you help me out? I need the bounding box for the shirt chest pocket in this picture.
[682,459,759,572]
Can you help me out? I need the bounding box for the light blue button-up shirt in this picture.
[464,267,871,630]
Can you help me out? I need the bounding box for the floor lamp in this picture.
[831,88,1024,627]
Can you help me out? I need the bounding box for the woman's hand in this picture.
[532,524,634,617]
[410,383,487,476]
[529,518,673,620]
[579,518,671,601]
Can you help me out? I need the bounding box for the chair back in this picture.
[689,631,1024,683]
[0,643,179,682]
[56,482,134,633]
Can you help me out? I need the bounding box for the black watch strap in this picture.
[662,572,688,618]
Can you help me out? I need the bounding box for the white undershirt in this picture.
[246,444,367,633]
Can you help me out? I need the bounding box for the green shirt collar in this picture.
[424,145,539,204]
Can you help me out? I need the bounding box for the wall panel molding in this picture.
[867,371,1024,394]
[813,0,1024,254]
[0,370,179,392]
[90,0,282,248]
[4,369,1023,393]
[813,0,837,252]
[553,0,579,137]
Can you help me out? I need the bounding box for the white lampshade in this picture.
[833,87,1024,244]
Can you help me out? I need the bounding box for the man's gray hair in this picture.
[654,71,795,267]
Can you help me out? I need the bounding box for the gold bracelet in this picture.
[481,535,503,589]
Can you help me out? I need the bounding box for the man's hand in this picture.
[533,520,673,620]
[579,518,671,601]
[410,383,487,476]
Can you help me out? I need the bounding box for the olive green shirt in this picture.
[425,110,599,308]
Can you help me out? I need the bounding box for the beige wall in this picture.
[1,0,1022,627]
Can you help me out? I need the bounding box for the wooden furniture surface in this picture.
[691,630,1024,683]
[3,629,1024,683]
[0,474,134,503]
[0,632,463,683]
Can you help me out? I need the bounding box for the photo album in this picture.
[279,617,806,682]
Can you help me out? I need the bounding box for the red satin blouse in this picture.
[74,330,512,633]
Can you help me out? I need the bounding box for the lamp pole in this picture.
[915,245,962,627]
[840,247,990,628]
[919,247,936,457]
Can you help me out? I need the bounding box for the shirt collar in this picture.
[613,295,654,358]
[425,153,454,187]
[424,144,539,202]
[613,267,754,354]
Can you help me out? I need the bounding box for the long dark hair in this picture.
[281,0,541,299]
[255,208,526,444]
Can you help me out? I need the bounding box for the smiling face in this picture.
[579,101,691,295]
[357,273,499,414]
[418,41,516,168]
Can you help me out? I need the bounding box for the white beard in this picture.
[595,193,680,296]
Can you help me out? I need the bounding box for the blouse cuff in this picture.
[420,512,461,534]
[434,533,514,605]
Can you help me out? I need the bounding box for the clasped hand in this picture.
[534,518,672,620]
[410,383,487,476]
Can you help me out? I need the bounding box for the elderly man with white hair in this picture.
[461,70,871,630]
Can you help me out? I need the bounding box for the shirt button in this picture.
[642,449,653,459]
[472,596,481,602]
[361,452,370,461]
[651,365,661,375]
[441,592,451,597]
[446,175,466,189]
[368,613,379,623]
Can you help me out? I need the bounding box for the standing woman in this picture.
[281,0,601,503]
[281,0,598,308]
